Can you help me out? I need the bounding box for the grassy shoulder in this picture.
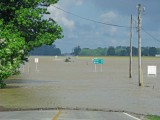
[146,115,160,120]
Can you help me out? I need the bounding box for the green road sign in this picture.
[92,58,104,64]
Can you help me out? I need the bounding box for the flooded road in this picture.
[0,56,160,116]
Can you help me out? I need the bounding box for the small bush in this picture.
[64,58,71,62]
[0,80,6,89]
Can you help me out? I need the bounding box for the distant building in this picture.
[155,54,160,57]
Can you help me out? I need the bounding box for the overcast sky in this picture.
[47,0,160,53]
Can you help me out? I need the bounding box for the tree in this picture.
[96,47,107,56]
[132,47,138,56]
[120,49,127,56]
[30,45,61,56]
[1,0,63,51]
[79,48,91,56]
[115,46,128,56]
[149,47,157,56]
[156,48,160,54]
[0,0,63,88]
[126,47,130,56]
[0,21,25,88]
[107,47,115,56]
[142,47,149,56]
[73,46,81,56]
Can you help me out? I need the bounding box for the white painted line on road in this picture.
[123,112,141,120]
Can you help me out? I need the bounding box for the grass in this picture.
[146,115,160,120]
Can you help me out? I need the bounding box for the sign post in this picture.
[101,64,102,72]
[92,58,104,72]
[28,62,30,73]
[35,58,39,71]
[95,64,97,72]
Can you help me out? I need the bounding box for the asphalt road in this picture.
[0,110,143,120]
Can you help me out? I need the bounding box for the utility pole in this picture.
[129,15,133,78]
[138,4,142,86]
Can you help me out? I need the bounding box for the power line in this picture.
[52,5,160,43]
[142,28,160,43]
[132,18,160,43]
[52,5,129,28]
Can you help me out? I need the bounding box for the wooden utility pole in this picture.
[138,4,142,86]
[129,15,133,78]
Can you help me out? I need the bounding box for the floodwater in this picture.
[0,56,160,115]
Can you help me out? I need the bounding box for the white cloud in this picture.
[47,5,75,29]
[75,0,83,6]
[47,0,84,30]
[101,11,117,23]
[60,0,84,8]
[100,11,119,34]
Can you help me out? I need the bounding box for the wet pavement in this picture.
[0,56,160,116]
[0,110,143,120]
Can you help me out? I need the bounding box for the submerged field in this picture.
[0,56,160,116]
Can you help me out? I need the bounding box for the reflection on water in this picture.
[6,79,60,85]
[1,76,62,109]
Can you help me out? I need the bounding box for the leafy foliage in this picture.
[79,48,107,56]
[78,46,158,56]
[149,47,157,56]
[0,20,25,88]
[0,0,63,88]
[30,45,61,56]
[107,46,115,56]
[72,46,81,56]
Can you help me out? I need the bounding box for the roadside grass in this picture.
[146,115,160,120]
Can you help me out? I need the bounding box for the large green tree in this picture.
[107,46,115,56]
[149,47,157,56]
[0,0,63,88]
[73,46,81,56]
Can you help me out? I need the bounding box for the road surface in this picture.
[0,110,143,120]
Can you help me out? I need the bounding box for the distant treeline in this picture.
[30,45,61,56]
[72,46,160,56]
[30,45,160,56]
